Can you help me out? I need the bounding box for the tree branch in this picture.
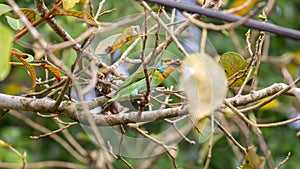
[1,82,300,126]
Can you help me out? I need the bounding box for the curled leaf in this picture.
[11,48,36,90]
[40,63,62,82]
[17,55,36,90]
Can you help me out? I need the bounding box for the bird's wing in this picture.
[118,68,154,90]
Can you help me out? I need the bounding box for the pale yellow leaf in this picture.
[63,0,80,10]
[180,53,227,121]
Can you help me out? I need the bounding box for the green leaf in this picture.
[0,24,13,81]
[0,4,12,16]
[6,15,23,30]
[238,147,265,169]
[219,52,253,87]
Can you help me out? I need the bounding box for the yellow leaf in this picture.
[258,97,280,110]
[229,0,258,16]
[180,53,227,121]
[2,83,26,95]
[18,56,36,90]
[52,9,95,23]
[11,48,36,90]
[40,63,62,82]
[63,0,80,10]
[292,51,300,64]
[196,0,205,5]
[20,8,36,23]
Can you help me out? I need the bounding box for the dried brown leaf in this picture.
[40,63,62,82]
[52,9,96,23]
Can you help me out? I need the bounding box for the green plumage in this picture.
[102,58,181,112]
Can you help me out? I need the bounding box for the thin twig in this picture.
[94,0,106,20]
[215,119,247,153]
[30,121,78,139]
[57,121,88,157]
[251,118,275,168]
[239,77,300,113]
[9,110,87,163]
[274,152,291,169]
[165,117,196,144]
[142,1,189,57]
[141,9,151,101]
[133,126,178,169]
[250,32,265,92]
[14,1,63,40]
[107,141,134,169]
[118,125,125,158]
[0,109,10,121]
[203,114,214,169]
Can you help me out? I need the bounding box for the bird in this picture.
[101,58,182,113]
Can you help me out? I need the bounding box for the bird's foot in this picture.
[136,94,151,111]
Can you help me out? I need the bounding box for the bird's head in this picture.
[156,58,182,79]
